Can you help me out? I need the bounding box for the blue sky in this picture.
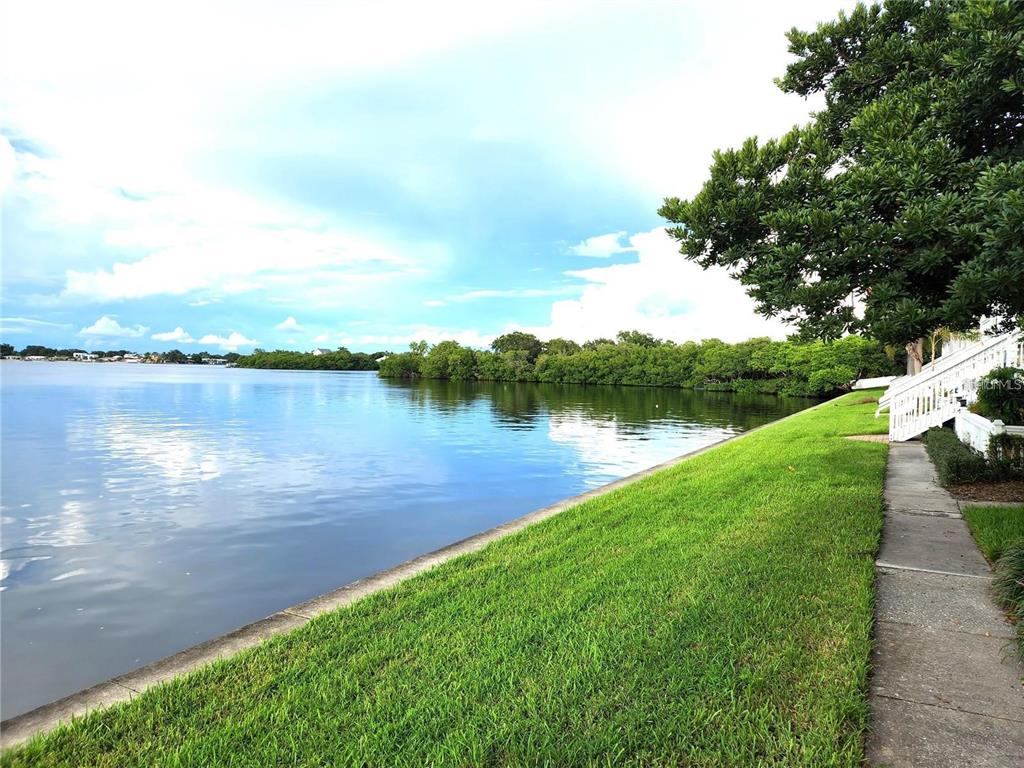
[0,0,850,353]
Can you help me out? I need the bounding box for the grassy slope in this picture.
[962,505,1024,562]
[4,394,889,768]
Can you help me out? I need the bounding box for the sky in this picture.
[0,0,854,353]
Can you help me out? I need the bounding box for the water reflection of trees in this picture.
[380,378,811,433]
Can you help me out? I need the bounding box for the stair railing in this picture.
[884,329,1023,441]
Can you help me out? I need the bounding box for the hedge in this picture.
[924,427,991,485]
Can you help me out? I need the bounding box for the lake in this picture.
[0,362,812,718]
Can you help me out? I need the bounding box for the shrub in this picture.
[975,367,1024,426]
[989,433,1024,479]
[378,351,422,379]
[701,378,785,395]
[806,365,857,395]
[421,341,476,380]
[924,427,991,485]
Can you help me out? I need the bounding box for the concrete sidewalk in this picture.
[867,441,1024,767]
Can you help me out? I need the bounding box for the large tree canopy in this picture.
[491,331,544,362]
[659,0,1024,347]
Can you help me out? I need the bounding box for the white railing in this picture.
[853,375,898,391]
[955,409,1024,455]
[877,331,999,415]
[884,329,1023,442]
[876,376,907,414]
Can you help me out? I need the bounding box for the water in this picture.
[0,362,811,718]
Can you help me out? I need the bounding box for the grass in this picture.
[3,392,889,767]
[962,505,1024,562]
[962,505,1024,659]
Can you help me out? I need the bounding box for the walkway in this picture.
[867,441,1024,766]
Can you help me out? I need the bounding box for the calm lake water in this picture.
[0,362,811,718]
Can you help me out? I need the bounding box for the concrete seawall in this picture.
[1,396,842,750]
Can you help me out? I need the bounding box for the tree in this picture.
[377,332,899,393]
[659,0,1024,348]
[491,332,543,363]
[695,339,748,382]
[0,343,14,356]
[543,338,581,356]
[378,352,421,378]
[21,345,57,357]
[164,349,188,364]
[616,330,660,347]
[231,348,386,371]
[421,341,477,380]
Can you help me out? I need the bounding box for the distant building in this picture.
[202,357,228,365]
[312,348,332,356]
[123,354,141,363]
[73,352,98,361]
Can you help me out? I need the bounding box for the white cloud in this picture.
[576,3,847,200]
[0,316,72,334]
[0,136,15,195]
[523,227,792,344]
[197,331,258,351]
[444,287,579,302]
[59,215,416,302]
[312,332,330,343]
[0,132,436,307]
[78,315,149,339]
[275,316,302,331]
[0,0,567,307]
[338,327,495,350]
[422,287,579,308]
[1,0,854,337]
[1,2,576,133]
[569,231,632,258]
[151,326,195,343]
[0,2,578,194]
[152,326,258,349]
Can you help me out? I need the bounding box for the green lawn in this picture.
[3,393,889,767]
[962,505,1024,562]
[962,505,1024,660]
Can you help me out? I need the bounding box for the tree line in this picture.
[378,331,902,396]
[233,348,385,371]
[1,343,239,364]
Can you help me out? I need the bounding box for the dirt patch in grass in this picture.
[845,434,888,443]
[952,480,1024,503]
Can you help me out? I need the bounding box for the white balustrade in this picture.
[955,409,1024,455]
[881,329,1023,442]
